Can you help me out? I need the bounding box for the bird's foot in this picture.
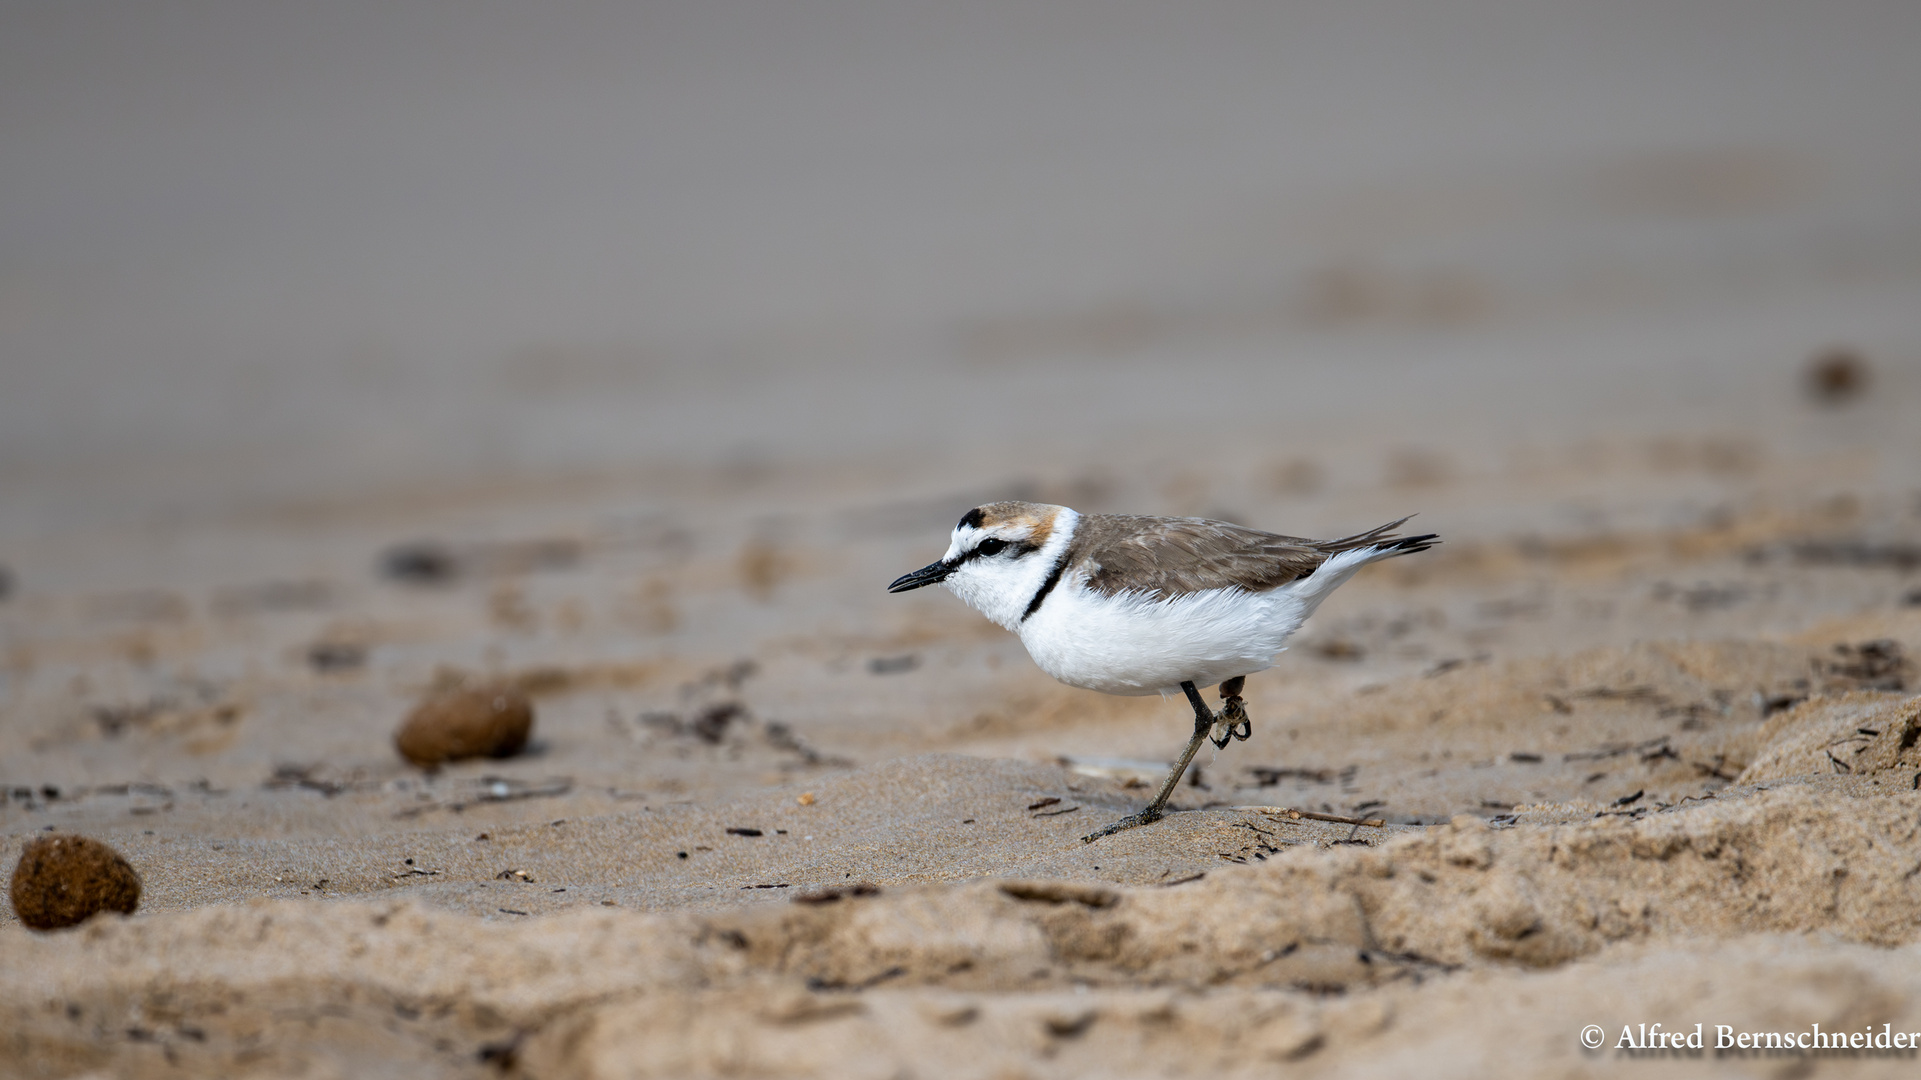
[1210,696,1252,749]
[1080,806,1166,844]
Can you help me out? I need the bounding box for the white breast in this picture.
[1013,580,1290,694]
[1014,545,1389,695]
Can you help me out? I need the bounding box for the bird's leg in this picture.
[1082,681,1217,843]
[1212,675,1251,748]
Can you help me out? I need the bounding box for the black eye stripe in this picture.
[954,538,1040,564]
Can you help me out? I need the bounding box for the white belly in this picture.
[1016,582,1310,695]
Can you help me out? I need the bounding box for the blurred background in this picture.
[6,0,1918,527]
[2,0,1919,694]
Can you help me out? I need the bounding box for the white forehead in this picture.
[941,523,987,561]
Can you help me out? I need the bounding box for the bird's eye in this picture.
[977,538,1006,557]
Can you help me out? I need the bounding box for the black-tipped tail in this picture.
[1379,532,1440,557]
[1315,515,1439,558]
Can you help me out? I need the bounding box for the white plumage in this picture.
[1020,543,1390,695]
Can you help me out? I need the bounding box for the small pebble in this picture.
[1806,346,1869,403]
[307,641,367,673]
[9,835,141,931]
[379,541,460,585]
[394,684,534,769]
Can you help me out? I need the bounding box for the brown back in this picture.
[1069,515,1414,600]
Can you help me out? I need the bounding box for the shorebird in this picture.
[888,502,1437,841]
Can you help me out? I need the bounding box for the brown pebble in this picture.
[1806,346,1868,403]
[10,834,141,931]
[394,684,534,768]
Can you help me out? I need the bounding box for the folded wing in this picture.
[1074,514,1433,600]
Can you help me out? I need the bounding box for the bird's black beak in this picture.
[887,560,953,593]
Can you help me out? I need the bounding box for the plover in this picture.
[888,502,1437,841]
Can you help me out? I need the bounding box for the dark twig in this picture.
[1233,805,1387,829]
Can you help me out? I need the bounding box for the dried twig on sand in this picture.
[1232,805,1388,829]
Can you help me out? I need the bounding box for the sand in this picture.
[6,386,1921,1078]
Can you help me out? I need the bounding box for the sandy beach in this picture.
[8,393,1921,1077]
[6,3,1921,1076]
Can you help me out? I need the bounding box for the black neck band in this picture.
[1020,549,1069,623]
